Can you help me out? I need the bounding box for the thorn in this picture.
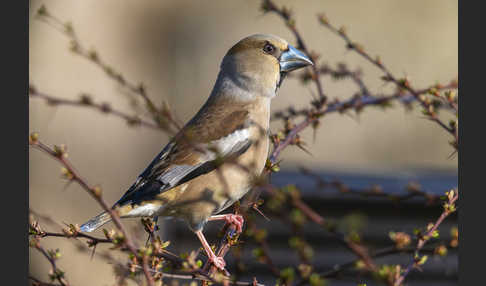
[296,143,312,156]
[418,116,434,121]
[90,243,97,260]
[61,180,74,192]
[307,86,318,101]
[145,233,151,247]
[311,120,320,143]
[252,204,270,221]
[447,150,457,160]
[344,111,359,123]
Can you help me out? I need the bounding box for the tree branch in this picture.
[29,85,164,131]
[394,189,458,286]
[316,13,458,150]
[35,5,181,134]
[29,135,155,286]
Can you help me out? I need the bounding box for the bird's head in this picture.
[217,34,313,99]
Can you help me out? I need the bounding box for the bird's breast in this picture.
[218,96,271,196]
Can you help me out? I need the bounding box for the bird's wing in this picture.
[114,108,253,206]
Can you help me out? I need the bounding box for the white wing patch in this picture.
[156,128,250,188]
[209,128,250,156]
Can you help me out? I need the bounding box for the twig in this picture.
[246,219,280,277]
[29,210,119,263]
[299,167,441,205]
[29,276,64,286]
[36,231,112,244]
[393,189,458,286]
[29,85,163,131]
[30,240,70,286]
[263,184,377,273]
[28,135,155,286]
[35,5,181,133]
[136,266,266,286]
[315,245,441,280]
[274,69,458,121]
[262,0,326,101]
[316,13,458,150]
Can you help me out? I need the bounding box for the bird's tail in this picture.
[79,211,112,232]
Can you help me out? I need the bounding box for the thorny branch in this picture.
[246,219,281,277]
[35,5,181,134]
[264,184,377,272]
[320,246,433,279]
[275,64,458,122]
[29,210,118,264]
[261,0,326,101]
[135,265,265,286]
[316,12,458,150]
[29,215,179,263]
[30,239,70,286]
[299,167,441,205]
[28,135,155,286]
[29,177,257,286]
[393,189,458,286]
[29,85,163,131]
[29,275,64,286]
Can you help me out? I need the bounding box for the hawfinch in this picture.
[80,34,313,270]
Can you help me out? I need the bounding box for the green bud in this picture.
[417,255,428,265]
[309,273,326,286]
[37,5,48,16]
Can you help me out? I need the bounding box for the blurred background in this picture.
[29,0,457,285]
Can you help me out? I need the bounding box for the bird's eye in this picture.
[263,43,276,54]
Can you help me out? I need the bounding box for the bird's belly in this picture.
[220,133,269,201]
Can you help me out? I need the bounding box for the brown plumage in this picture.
[80,34,313,271]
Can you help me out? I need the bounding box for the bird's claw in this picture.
[224,214,244,233]
[209,254,226,271]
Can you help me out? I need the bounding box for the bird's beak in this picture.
[279,44,314,72]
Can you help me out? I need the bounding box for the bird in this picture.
[79,34,313,271]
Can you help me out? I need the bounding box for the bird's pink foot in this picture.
[208,213,245,233]
[223,214,244,233]
[208,253,226,270]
